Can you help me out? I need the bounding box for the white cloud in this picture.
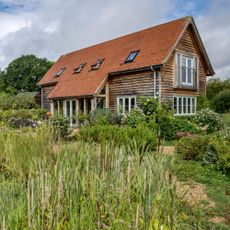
[196,0,230,79]
[0,0,229,79]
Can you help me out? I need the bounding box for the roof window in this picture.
[74,63,86,74]
[91,59,104,70]
[54,67,65,77]
[125,50,140,63]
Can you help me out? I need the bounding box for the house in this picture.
[38,16,214,126]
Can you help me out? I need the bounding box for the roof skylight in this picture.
[54,67,66,77]
[125,50,140,63]
[74,63,86,74]
[91,59,104,70]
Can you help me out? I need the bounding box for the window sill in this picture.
[173,86,198,91]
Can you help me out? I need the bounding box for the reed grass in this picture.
[0,125,183,229]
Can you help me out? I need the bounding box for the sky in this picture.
[0,0,229,79]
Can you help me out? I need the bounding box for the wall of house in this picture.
[41,85,54,111]
[108,71,159,110]
[160,25,207,102]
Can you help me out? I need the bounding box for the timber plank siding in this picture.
[42,86,54,111]
[108,72,157,110]
[161,25,207,102]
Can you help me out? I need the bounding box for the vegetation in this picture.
[193,108,223,133]
[176,155,230,229]
[213,89,230,113]
[0,125,184,229]
[0,88,229,228]
[206,78,230,112]
[0,54,53,93]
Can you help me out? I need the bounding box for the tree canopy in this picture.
[206,78,230,100]
[206,78,230,113]
[0,55,53,93]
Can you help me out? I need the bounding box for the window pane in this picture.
[125,98,129,112]
[72,100,76,124]
[183,97,187,114]
[182,67,186,83]
[174,97,177,113]
[188,59,192,83]
[66,101,71,117]
[187,98,191,114]
[118,98,123,114]
[130,97,135,109]
[178,97,182,114]
[192,98,195,113]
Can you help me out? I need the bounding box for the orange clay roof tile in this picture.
[39,17,190,99]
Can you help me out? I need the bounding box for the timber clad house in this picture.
[38,16,214,126]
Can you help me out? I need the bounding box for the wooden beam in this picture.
[83,98,87,115]
[105,82,109,108]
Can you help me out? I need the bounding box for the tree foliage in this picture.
[206,78,230,101]
[0,54,53,92]
[213,89,230,113]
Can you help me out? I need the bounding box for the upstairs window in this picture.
[74,63,86,74]
[91,59,104,70]
[125,50,140,63]
[54,68,65,77]
[176,53,198,88]
[181,56,194,86]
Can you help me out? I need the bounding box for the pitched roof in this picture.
[38,16,213,99]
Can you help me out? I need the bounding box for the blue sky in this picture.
[0,0,229,78]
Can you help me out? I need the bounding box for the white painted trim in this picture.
[117,95,136,115]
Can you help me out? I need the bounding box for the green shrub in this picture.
[213,89,230,113]
[193,108,223,133]
[123,108,146,127]
[176,134,230,175]
[0,109,46,123]
[138,96,159,116]
[176,135,210,160]
[0,92,37,110]
[49,113,69,139]
[197,95,210,111]
[89,109,122,125]
[77,125,157,151]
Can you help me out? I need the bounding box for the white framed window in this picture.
[117,96,136,114]
[176,53,198,88]
[181,56,194,86]
[174,96,197,115]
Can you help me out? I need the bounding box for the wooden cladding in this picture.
[108,71,159,110]
[161,25,207,102]
[41,86,54,111]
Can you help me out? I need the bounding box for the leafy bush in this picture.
[176,134,230,174]
[196,95,210,111]
[123,108,146,127]
[176,135,210,160]
[138,96,159,116]
[213,89,230,113]
[77,124,157,151]
[193,108,223,133]
[0,109,46,123]
[89,109,122,125]
[49,113,69,139]
[0,92,38,110]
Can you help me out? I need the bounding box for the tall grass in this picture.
[0,125,183,229]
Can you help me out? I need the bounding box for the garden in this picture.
[0,89,229,229]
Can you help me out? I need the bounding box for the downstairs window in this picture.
[117,96,136,114]
[174,96,196,115]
